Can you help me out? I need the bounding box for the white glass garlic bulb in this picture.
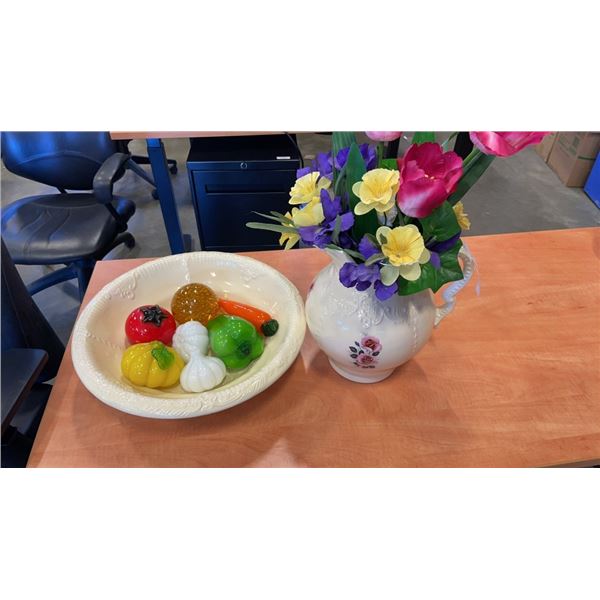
[179,354,226,392]
[172,320,209,362]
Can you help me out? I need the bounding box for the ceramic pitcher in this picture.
[305,245,475,383]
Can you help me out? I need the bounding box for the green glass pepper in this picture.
[207,314,265,370]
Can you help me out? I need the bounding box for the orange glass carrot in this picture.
[217,298,279,337]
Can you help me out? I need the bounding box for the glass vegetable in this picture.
[121,341,184,388]
[179,354,227,393]
[171,283,221,326]
[172,320,226,392]
[207,314,264,370]
[125,305,177,345]
[172,320,209,361]
[218,298,279,337]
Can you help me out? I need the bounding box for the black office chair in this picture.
[1,239,65,468]
[1,132,139,300]
[127,143,178,175]
[115,139,178,199]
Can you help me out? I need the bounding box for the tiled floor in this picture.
[2,133,599,343]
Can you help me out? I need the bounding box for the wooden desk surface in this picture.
[109,132,296,140]
[28,228,600,467]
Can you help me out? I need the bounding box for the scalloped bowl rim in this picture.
[71,252,306,419]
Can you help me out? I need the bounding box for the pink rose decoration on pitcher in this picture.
[365,131,403,142]
[361,336,382,354]
[396,142,463,218]
[469,132,549,157]
[349,336,382,368]
[356,354,377,367]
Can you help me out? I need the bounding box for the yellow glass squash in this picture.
[121,341,184,388]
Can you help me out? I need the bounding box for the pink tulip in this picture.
[469,132,550,157]
[396,143,462,218]
[365,131,403,142]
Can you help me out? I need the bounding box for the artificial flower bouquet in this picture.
[248,131,547,301]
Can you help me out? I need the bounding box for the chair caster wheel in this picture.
[152,189,159,199]
[169,165,178,175]
[124,235,136,249]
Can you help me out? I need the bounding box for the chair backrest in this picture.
[1,240,65,380]
[1,132,122,190]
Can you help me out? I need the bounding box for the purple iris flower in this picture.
[296,152,334,180]
[339,262,398,300]
[426,232,461,270]
[339,262,379,291]
[374,280,398,301]
[358,235,379,259]
[335,144,378,171]
[297,189,354,249]
[339,234,398,301]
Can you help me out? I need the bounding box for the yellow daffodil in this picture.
[278,202,325,250]
[291,201,324,227]
[453,201,471,230]
[289,172,331,205]
[279,218,300,250]
[351,168,400,215]
[376,225,430,282]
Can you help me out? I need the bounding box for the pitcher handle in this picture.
[434,242,476,327]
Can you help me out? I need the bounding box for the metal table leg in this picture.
[146,138,190,254]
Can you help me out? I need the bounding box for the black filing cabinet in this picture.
[187,135,301,251]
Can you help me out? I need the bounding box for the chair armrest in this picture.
[93,152,131,205]
[1,349,48,435]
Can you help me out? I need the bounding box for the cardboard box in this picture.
[535,132,558,162]
[547,132,600,187]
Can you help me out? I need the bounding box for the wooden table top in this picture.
[28,227,600,467]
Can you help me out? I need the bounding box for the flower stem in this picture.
[461,147,482,173]
[376,142,384,166]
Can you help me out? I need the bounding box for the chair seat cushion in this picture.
[1,193,135,264]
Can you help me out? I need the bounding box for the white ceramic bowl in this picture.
[72,252,305,418]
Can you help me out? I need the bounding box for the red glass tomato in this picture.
[125,305,176,345]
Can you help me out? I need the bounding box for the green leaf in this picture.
[379,158,399,171]
[441,132,458,150]
[332,132,356,191]
[345,142,366,214]
[419,201,461,243]
[252,211,291,225]
[332,132,356,158]
[343,248,364,260]
[376,142,384,166]
[397,240,463,295]
[331,214,341,245]
[326,244,363,261]
[151,343,175,370]
[364,252,385,266]
[333,161,347,198]
[246,222,297,235]
[412,132,436,145]
[345,142,378,242]
[269,211,294,224]
[460,148,482,174]
[448,153,495,206]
